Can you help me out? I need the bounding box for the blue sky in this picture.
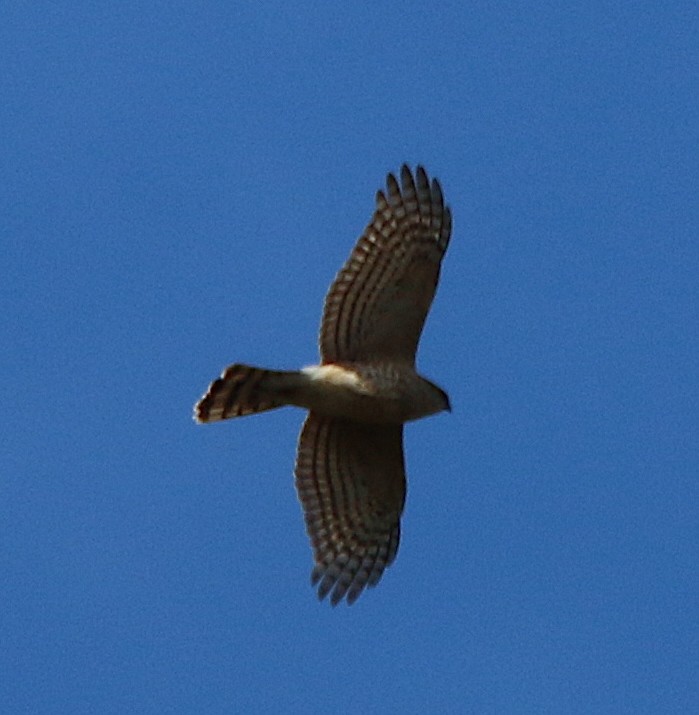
[2,2,698,713]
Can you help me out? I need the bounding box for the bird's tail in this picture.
[194,364,306,423]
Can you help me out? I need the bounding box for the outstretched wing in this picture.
[294,414,406,605]
[320,165,452,364]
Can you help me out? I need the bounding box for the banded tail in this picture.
[194,364,304,423]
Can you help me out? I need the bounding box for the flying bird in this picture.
[195,165,452,605]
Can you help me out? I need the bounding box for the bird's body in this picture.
[301,362,449,423]
[195,165,452,605]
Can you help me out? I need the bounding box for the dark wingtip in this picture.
[311,562,364,606]
[431,176,444,205]
[310,564,323,587]
[400,164,414,189]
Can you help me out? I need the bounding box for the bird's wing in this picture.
[295,413,405,605]
[320,165,451,364]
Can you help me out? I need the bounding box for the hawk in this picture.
[195,165,452,605]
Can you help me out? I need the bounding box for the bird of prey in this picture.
[195,165,452,605]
